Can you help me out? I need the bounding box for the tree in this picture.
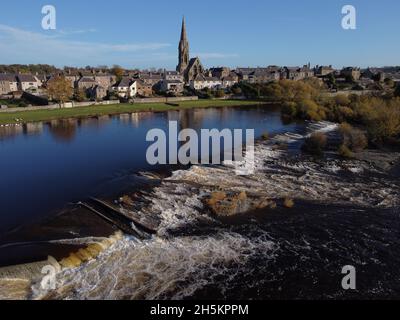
[395,84,400,97]
[231,86,242,95]
[74,88,87,102]
[384,78,395,88]
[215,89,225,98]
[111,65,124,81]
[47,76,73,107]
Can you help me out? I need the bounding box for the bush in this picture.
[297,99,326,121]
[338,144,354,158]
[231,86,242,95]
[340,123,368,152]
[394,84,400,97]
[215,89,225,98]
[336,106,354,122]
[335,94,351,106]
[282,101,297,118]
[302,132,327,156]
[261,131,269,141]
[283,198,295,208]
[18,101,27,108]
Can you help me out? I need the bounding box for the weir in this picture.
[78,198,157,239]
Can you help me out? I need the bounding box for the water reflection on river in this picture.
[0,106,302,235]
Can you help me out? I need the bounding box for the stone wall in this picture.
[0,100,121,113]
[131,96,198,104]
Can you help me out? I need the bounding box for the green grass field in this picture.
[0,100,263,125]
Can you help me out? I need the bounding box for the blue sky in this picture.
[0,0,398,69]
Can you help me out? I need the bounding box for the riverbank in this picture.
[0,99,262,125]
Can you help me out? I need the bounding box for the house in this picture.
[112,78,137,98]
[88,85,107,100]
[135,80,153,97]
[236,68,257,81]
[76,77,97,90]
[236,67,281,83]
[93,75,117,88]
[17,74,42,91]
[159,80,184,95]
[164,71,184,82]
[210,67,231,79]
[341,67,361,81]
[315,65,335,77]
[221,75,239,88]
[65,75,78,88]
[0,74,18,94]
[190,74,222,90]
[139,72,163,87]
[251,67,281,83]
[283,66,308,81]
[300,64,315,78]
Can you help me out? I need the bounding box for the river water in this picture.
[0,106,302,261]
[1,105,399,300]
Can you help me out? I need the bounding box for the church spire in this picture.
[181,16,187,41]
[177,16,190,74]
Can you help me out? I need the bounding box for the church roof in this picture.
[187,57,202,69]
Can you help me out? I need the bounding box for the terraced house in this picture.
[0,74,41,95]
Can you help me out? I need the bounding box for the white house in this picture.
[190,74,222,90]
[112,78,138,98]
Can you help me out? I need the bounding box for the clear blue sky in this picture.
[0,0,398,69]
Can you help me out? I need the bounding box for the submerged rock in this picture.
[204,191,276,217]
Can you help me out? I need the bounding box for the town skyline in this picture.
[0,0,399,69]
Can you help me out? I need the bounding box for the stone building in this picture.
[138,72,163,87]
[76,77,97,90]
[341,67,361,81]
[136,80,153,97]
[88,85,107,100]
[94,75,117,88]
[160,80,184,95]
[283,64,314,81]
[17,74,42,91]
[236,67,280,83]
[0,74,19,94]
[164,70,184,82]
[315,65,335,77]
[210,67,231,79]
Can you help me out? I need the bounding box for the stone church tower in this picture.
[177,17,189,73]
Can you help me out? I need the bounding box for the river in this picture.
[0,105,399,300]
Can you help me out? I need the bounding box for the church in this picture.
[176,17,204,84]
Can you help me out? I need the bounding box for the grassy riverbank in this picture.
[0,100,262,125]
